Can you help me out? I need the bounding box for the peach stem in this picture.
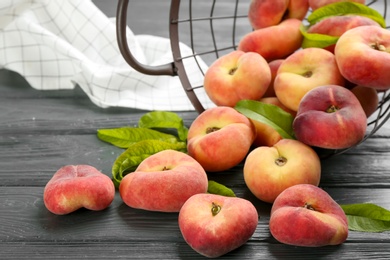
[303,202,316,211]
[275,156,287,166]
[326,105,339,113]
[206,127,220,134]
[211,202,221,216]
[302,71,313,78]
[370,42,386,52]
[229,67,238,75]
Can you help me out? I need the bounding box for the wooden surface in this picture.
[1,0,390,259]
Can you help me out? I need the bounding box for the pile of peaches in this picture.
[185,0,389,256]
[204,0,389,152]
[42,0,390,258]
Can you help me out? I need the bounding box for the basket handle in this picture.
[116,0,176,76]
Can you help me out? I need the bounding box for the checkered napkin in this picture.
[0,0,214,111]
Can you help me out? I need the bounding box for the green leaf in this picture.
[138,111,189,141]
[111,140,187,188]
[97,127,179,148]
[207,180,236,197]
[307,2,386,28]
[234,100,295,140]
[300,24,340,49]
[341,203,390,232]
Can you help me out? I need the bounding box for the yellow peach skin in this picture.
[274,47,345,111]
[44,165,115,215]
[203,50,271,107]
[243,139,321,203]
[248,0,309,30]
[187,106,255,172]
[248,0,290,29]
[251,97,296,147]
[238,18,304,62]
[335,25,390,90]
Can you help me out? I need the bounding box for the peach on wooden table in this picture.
[43,165,115,215]
[119,150,208,212]
[269,184,349,247]
[243,139,321,203]
[179,193,258,258]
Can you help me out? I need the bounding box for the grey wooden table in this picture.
[1,0,390,259]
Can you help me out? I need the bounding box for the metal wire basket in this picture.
[116,0,390,157]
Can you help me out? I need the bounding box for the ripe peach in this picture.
[274,47,345,111]
[248,0,290,29]
[287,0,310,21]
[203,50,271,107]
[270,184,349,247]
[119,150,208,212]
[293,85,367,149]
[187,106,255,172]
[243,139,321,203]
[351,85,379,118]
[238,18,303,62]
[306,15,380,52]
[263,59,284,98]
[335,25,390,90]
[179,193,258,258]
[248,0,308,29]
[43,165,115,215]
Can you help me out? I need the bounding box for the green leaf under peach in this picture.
[207,180,236,197]
[307,2,386,28]
[111,140,187,188]
[300,24,340,49]
[97,127,179,148]
[235,100,295,140]
[138,111,188,141]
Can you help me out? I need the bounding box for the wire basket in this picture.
[116,0,390,157]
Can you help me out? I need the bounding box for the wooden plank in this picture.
[2,67,390,258]
[1,186,390,259]
[1,133,390,187]
[0,102,194,135]
[1,0,390,259]
[1,187,390,242]
[1,241,390,260]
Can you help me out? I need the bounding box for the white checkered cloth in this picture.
[0,0,214,111]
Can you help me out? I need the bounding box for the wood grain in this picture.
[1,0,390,259]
